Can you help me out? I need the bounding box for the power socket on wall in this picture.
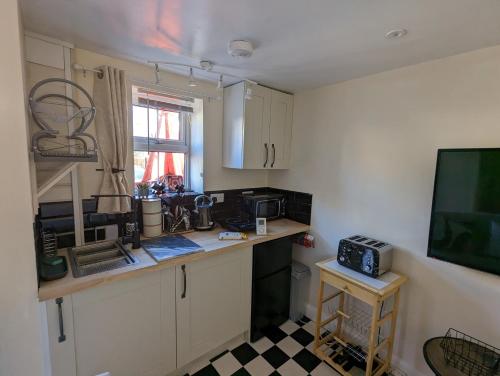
[209,193,224,204]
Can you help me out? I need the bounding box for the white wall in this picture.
[0,1,44,375]
[269,45,500,375]
[70,48,268,198]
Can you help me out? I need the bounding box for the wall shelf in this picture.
[37,162,78,198]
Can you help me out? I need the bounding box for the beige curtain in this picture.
[94,66,131,213]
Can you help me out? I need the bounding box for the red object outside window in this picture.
[140,110,183,183]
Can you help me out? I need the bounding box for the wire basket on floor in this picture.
[440,328,500,376]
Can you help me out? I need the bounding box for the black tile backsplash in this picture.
[36,186,311,249]
[204,187,269,223]
[268,188,312,225]
[204,187,312,225]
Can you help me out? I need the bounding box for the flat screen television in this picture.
[428,148,500,276]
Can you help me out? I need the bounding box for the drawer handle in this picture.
[56,297,66,343]
[181,265,187,299]
[271,144,276,167]
[264,143,269,168]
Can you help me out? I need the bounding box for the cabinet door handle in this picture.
[181,265,187,299]
[271,144,276,168]
[55,297,66,343]
[263,143,269,168]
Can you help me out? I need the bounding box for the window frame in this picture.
[131,85,192,189]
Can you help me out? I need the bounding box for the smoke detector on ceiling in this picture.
[228,40,253,58]
[200,60,214,71]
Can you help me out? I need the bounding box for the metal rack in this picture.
[441,328,500,376]
[313,259,407,376]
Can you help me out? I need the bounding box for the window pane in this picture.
[158,110,180,141]
[132,106,157,138]
[134,151,185,188]
[132,105,181,141]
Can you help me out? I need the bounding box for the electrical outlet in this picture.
[210,193,224,204]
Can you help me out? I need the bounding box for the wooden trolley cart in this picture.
[313,258,407,376]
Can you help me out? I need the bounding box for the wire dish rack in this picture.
[440,328,500,376]
[67,240,137,278]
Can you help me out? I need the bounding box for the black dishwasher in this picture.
[251,237,292,342]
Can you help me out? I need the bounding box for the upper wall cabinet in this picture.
[223,82,293,169]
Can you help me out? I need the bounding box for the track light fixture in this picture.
[154,63,160,84]
[217,74,223,90]
[148,60,257,99]
[188,67,197,87]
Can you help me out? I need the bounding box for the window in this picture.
[132,86,193,191]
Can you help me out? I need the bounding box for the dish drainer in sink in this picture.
[67,240,137,278]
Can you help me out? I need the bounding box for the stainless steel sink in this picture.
[68,240,137,278]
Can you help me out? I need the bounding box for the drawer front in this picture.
[320,270,379,306]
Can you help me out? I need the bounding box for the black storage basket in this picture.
[440,328,500,376]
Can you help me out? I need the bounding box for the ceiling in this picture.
[21,0,500,92]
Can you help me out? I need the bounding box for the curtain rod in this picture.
[72,63,104,79]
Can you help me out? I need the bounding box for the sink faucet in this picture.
[91,194,141,249]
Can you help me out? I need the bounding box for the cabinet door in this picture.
[160,267,177,375]
[176,248,252,367]
[72,271,172,376]
[243,84,271,169]
[43,296,77,376]
[269,90,293,169]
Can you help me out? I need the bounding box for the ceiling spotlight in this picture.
[228,40,254,58]
[385,29,408,39]
[188,67,197,87]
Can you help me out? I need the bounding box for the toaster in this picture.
[337,235,393,278]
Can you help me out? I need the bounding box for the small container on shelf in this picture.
[142,198,162,237]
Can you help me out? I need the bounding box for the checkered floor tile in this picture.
[185,317,366,376]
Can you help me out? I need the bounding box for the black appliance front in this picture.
[242,193,284,221]
[251,237,292,342]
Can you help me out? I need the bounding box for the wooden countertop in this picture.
[39,219,310,301]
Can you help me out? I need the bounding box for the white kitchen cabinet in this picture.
[223,82,293,169]
[44,249,253,375]
[44,296,77,376]
[176,247,253,367]
[71,269,176,376]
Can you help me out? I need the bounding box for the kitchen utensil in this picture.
[39,230,68,281]
[193,195,214,231]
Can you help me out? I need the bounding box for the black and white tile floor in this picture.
[186,317,367,376]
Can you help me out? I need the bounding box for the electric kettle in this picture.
[193,195,215,230]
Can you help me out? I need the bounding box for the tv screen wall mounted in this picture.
[428,148,500,276]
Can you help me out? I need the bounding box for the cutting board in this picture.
[142,234,204,262]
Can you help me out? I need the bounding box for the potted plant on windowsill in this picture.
[136,182,150,198]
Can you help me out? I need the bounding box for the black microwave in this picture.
[242,193,285,220]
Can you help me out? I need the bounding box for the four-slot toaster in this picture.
[337,235,393,278]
